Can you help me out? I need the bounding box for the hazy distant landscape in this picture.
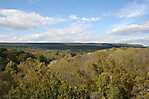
[0,43,145,51]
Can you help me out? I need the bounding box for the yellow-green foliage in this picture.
[0,48,149,99]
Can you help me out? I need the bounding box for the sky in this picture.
[0,0,149,45]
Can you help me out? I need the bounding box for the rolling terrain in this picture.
[0,43,145,51]
[0,47,148,99]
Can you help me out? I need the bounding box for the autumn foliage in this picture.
[0,48,148,99]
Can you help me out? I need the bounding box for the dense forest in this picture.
[0,47,149,99]
[0,43,144,51]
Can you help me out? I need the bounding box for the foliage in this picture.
[0,48,148,99]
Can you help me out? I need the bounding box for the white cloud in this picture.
[109,22,149,35]
[116,3,148,18]
[100,21,149,45]
[69,15,101,22]
[0,22,95,43]
[0,9,64,29]
[121,37,149,46]
[96,33,149,45]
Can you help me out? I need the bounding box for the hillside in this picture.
[0,48,148,99]
[0,43,145,51]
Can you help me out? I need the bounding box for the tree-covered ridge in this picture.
[0,48,149,99]
[0,43,145,51]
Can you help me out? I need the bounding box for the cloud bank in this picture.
[0,22,95,42]
[110,22,149,35]
[0,9,64,29]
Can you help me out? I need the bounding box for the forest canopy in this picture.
[0,48,148,99]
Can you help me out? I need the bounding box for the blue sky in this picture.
[0,0,149,45]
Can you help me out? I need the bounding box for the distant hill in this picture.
[0,43,145,51]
